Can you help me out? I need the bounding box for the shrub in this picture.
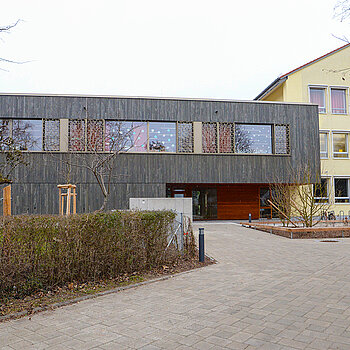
[0,210,183,299]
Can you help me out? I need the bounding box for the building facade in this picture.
[0,94,320,220]
[256,43,350,216]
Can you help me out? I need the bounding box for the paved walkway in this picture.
[2,222,350,349]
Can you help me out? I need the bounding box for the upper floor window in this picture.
[235,124,272,154]
[319,132,328,159]
[331,88,347,114]
[309,87,326,114]
[333,133,348,158]
[149,122,176,152]
[69,120,85,151]
[43,119,60,151]
[13,119,43,151]
[219,123,234,153]
[178,122,193,153]
[202,123,218,153]
[274,124,290,155]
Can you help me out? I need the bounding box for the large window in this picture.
[274,124,290,155]
[333,133,348,158]
[149,122,176,152]
[178,122,193,153]
[235,124,272,154]
[319,132,328,158]
[219,123,234,153]
[0,120,11,150]
[331,88,347,114]
[313,178,329,203]
[105,121,147,152]
[335,178,349,203]
[310,87,326,113]
[202,123,217,153]
[13,119,43,151]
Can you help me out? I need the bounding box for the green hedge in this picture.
[0,210,178,299]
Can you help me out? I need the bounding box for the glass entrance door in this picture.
[192,188,217,220]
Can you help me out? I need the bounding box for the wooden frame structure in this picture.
[3,185,11,216]
[58,184,77,215]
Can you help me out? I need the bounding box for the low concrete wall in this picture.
[129,198,192,222]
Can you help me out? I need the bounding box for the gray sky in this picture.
[0,0,348,100]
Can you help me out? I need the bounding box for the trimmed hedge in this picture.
[0,210,178,299]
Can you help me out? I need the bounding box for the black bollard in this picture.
[199,228,205,262]
[249,213,252,223]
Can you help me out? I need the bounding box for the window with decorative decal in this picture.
[274,124,290,155]
[178,122,193,153]
[69,120,85,151]
[43,120,60,151]
[105,121,147,152]
[219,123,234,153]
[331,88,347,114]
[87,120,104,152]
[309,87,326,114]
[13,119,43,151]
[235,124,272,154]
[149,122,176,152]
[202,122,217,153]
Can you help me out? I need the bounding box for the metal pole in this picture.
[249,213,252,223]
[199,228,205,262]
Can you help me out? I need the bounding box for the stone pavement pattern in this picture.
[2,222,350,349]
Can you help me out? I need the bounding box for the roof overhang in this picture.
[254,76,288,101]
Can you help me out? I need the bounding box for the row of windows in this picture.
[309,86,348,115]
[314,178,350,203]
[0,119,290,155]
[319,131,350,159]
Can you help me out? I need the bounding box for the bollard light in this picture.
[199,228,205,262]
[249,213,252,223]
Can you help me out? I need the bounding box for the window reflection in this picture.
[235,124,272,154]
[13,120,43,151]
[149,122,176,152]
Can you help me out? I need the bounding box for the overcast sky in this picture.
[0,0,349,100]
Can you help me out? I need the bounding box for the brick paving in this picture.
[2,222,350,349]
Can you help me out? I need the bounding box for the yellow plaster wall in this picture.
[262,45,350,215]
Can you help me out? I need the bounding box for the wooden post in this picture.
[58,187,62,215]
[3,185,11,216]
[66,186,71,216]
[58,184,77,216]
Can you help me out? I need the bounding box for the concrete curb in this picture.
[0,256,216,323]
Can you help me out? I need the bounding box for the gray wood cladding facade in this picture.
[0,94,320,215]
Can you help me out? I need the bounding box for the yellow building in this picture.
[256,43,350,217]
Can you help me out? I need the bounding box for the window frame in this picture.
[319,131,328,159]
[309,86,327,114]
[332,132,349,159]
[330,87,347,115]
[313,178,329,203]
[334,177,350,203]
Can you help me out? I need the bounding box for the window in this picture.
[274,124,290,154]
[178,122,193,153]
[87,120,104,152]
[235,124,272,154]
[335,178,349,203]
[202,123,217,153]
[149,122,176,152]
[310,87,326,113]
[105,121,147,152]
[331,88,347,114]
[0,120,11,150]
[13,119,43,151]
[333,133,348,158]
[313,178,329,203]
[219,123,234,153]
[43,120,60,151]
[69,120,85,151]
[319,132,328,158]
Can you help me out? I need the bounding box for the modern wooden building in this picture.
[0,94,320,220]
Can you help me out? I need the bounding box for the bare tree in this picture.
[59,120,146,211]
[334,0,350,22]
[270,165,331,227]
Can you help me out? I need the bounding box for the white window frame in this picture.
[313,177,329,203]
[319,131,328,159]
[309,86,327,114]
[330,87,348,115]
[334,177,350,203]
[332,132,349,159]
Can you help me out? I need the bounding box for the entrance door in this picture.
[192,188,217,220]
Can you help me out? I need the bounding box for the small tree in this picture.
[270,165,331,227]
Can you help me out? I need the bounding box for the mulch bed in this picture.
[0,255,214,321]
